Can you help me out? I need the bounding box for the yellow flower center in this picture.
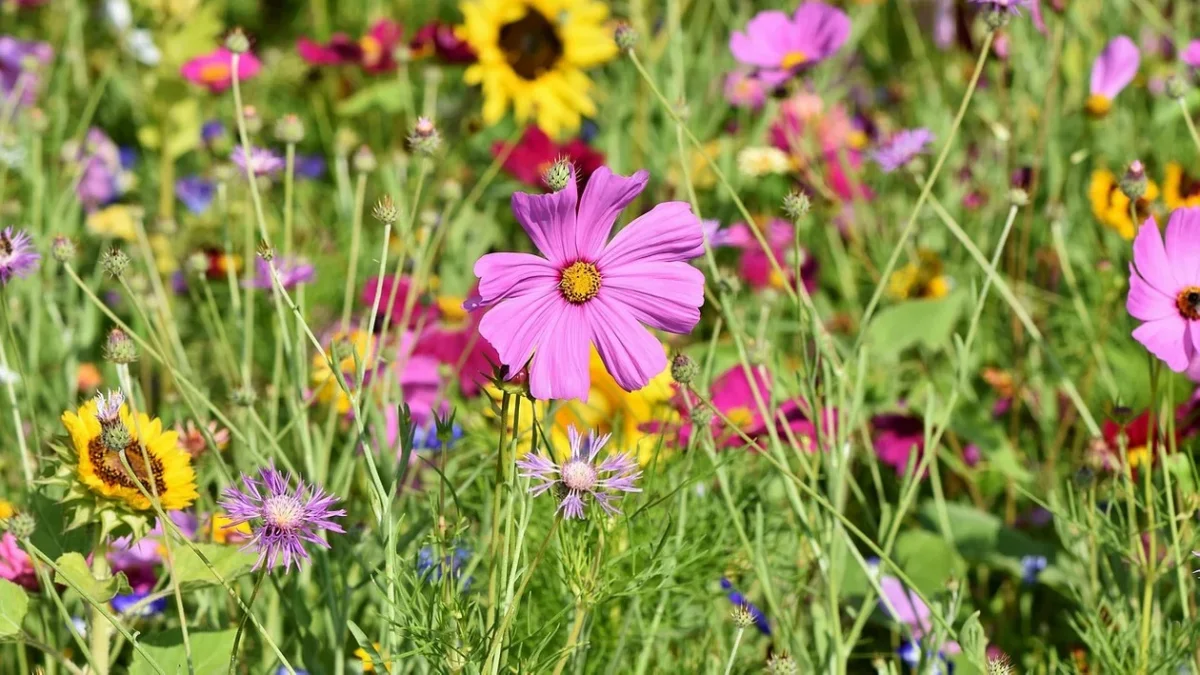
[780,51,808,70]
[559,261,602,304]
[1177,286,1200,320]
[360,35,383,67]
[1085,94,1112,118]
[199,62,231,84]
[1127,445,1150,468]
[498,9,563,80]
[727,406,755,430]
[88,437,168,495]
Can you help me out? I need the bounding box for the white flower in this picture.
[736,146,794,177]
[104,0,133,31]
[125,30,162,67]
[0,367,18,386]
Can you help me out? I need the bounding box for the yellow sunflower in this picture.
[887,249,951,301]
[488,348,676,464]
[61,400,198,512]
[1162,162,1200,210]
[1088,168,1159,240]
[458,0,618,137]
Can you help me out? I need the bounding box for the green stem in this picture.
[722,627,746,675]
[228,569,268,674]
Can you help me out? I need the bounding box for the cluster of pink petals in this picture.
[729,2,850,88]
[471,167,706,401]
[181,47,261,93]
[1090,35,1140,102]
[770,93,872,203]
[0,533,36,590]
[1127,208,1200,373]
[298,19,403,73]
[710,219,817,293]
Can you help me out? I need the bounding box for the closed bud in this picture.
[231,386,257,408]
[1167,75,1188,100]
[614,23,638,52]
[440,179,463,202]
[986,654,1015,675]
[51,235,76,263]
[1120,160,1147,201]
[334,128,359,157]
[766,653,798,675]
[7,512,35,540]
[782,190,811,223]
[408,117,441,156]
[690,402,714,428]
[373,195,399,225]
[101,423,133,452]
[353,145,377,173]
[225,28,251,55]
[495,364,530,397]
[100,248,130,278]
[241,105,262,135]
[28,108,47,134]
[393,44,412,65]
[103,328,138,364]
[273,114,305,144]
[983,8,1010,30]
[670,353,698,385]
[1008,188,1029,207]
[543,156,573,192]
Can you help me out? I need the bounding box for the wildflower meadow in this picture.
[4,0,1200,672]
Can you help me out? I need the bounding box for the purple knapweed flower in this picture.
[245,256,315,291]
[1087,36,1140,117]
[70,128,123,211]
[176,176,215,214]
[0,227,40,284]
[729,2,850,88]
[0,36,53,107]
[515,426,641,519]
[231,145,284,178]
[719,578,770,635]
[218,464,346,572]
[871,128,934,173]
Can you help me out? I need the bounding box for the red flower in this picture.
[410,21,477,63]
[491,127,605,191]
[297,20,403,74]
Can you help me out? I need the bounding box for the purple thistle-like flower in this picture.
[231,145,284,178]
[218,464,346,572]
[871,128,934,173]
[0,227,40,284]
[244,256,315,291]
[515,426,641,519]
[969,0,1029,15]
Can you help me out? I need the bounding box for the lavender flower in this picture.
[515,426,641,519]
[231,145,284,178]
[0,36,53,108]
[719,578,770,635]
[245,256,315,291]
[871,128,934,173]
[0,227,40,284]
[219,464,346,572]
[176,176,215,214]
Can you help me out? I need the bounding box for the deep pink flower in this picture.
[297,19,403,74]
[492,127,605,191]
[362,275,442,329]
[472,167,705,401]
[0,533,36,590]
[719,219,817,293]
[410,21,477,63]
[729,2,850,88]
[1184,41,1200,69]
[872,413,926,475]
[770,93,873,203]
[181,47,261,93]
[1087,36,1139,115]
[1126,209,1200,372]
[414,308,499,397]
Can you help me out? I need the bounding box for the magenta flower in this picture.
[516,426,641,519]
[1126,209,1200,373]
[871,128,934,173]
[1184,41,1200,69]
[472,166,705,401]
[720,219,818,293]
[219,464,346,572]
[729,2,850,88]
[872,413,926,475]
[231,145,284,178]
[723,71,767,109]
[181,47,261,93]
[0,227,40,284]
[1087,36,1139,116]
[0,533,36,591]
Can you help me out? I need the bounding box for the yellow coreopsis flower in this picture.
[0,499,12,521]
[458,0,618,137]
[1162,162,1200,210]
[887,249,951,301]
[311,330,376,415]
[86,205,139,241]
[1088,168,1159,240]
[60,398,198,511]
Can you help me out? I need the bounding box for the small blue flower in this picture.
[112,591,166,618]
[176,176,215,214]
[1020,555,1047,585]
[412,422,463,451]
[416,545,472,590]
[896,641,953,674]
[118,146,138,170]
[719,578,770,636]
[579,119,599,144]
[276,667,308,675]
[295,154,327,180]
[201,120,227,145]
[897,640,921,667]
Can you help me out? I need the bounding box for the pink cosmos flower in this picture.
[471,167,705,401]
[181,47,261,93]
[724,71,767,109]
[872,413,926,475]
[729,2,850,88]
[0,533,36,590]
[1087,36,1139,117]
[770,92,873,203]
[1127,209,1200,372]
[1184,41,1200,70]
[719,219,818,293]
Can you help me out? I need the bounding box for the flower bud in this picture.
[273,114,305,144]
[353,145,377,174]
[614,23,638,52]
[231,386,257,408]
[408,117,441,156]
[495,364,530,397]
[51,235,76,263]
[334,128,359,157]
[670,353,698,385]
[1009,188,1029,207]
[731,605,755,629]
[1167,75,1188,100]
[7,512,35,540]
[224,28,251,55]
[543,157,573,192]
[103,328,137,364]
[372,195,398,225]
[690,402,714,428]
[983,7,1010,31]
[241,105,262,135]
[100,248,130,278]
[1120,160,1147,201]
[766,653,798,675]
[782,190,811,223]
[256,241,275,262]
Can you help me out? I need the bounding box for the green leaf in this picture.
[171,543,257,589]
[0,579,29,637]
[128,629,237,675]
[164,99,202,159]
[917,501,1054,563]
[336,81,407,117]
[894,529,965,598]
[28,489,95,559]
[864,291,965,361]
[958,611,989,670]
[54,553,130,604]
